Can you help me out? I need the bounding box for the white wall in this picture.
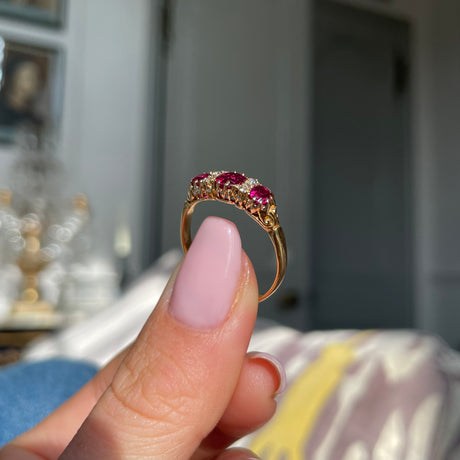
[0,0,153,275]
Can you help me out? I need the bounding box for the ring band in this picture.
[181,171,287,302]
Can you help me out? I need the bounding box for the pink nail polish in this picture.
[169,217,242,330]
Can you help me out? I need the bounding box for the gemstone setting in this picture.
[250,185,273,205]
[215,172,247,188]
[190,173,210,186]
[187,171,278,229]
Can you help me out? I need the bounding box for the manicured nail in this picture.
[169,217,242,330]
[247,351,287,398]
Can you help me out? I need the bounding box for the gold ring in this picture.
[181,171,287,302]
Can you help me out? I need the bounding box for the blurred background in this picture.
[0,0,458,349]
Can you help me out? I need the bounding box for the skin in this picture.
[0,245,281,459]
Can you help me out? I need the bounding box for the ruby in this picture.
[190,173,209,186]
[215,172,247,188]
[250,185,273,205]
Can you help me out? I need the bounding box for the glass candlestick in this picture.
[0,126,90,324]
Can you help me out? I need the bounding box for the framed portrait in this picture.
[0,0,66,28]
[0,37,64,143]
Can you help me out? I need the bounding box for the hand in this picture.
[0,217,285,459]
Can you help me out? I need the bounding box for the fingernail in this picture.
[247,351,287,398]
[169,217,242,330]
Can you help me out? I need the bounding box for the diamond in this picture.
[250,185,273,205]
[215,172,247,188]
[238,178,258,193]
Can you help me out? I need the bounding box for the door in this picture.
[157,0,311,329]
[311,1,413,329]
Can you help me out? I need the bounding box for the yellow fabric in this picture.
[249,337,360,459]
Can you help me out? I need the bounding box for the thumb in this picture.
[61,217,260,459]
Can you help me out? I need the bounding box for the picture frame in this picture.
[0,0,66,28]
[0,36,64,143]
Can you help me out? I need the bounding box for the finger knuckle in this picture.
[109,346,203,433]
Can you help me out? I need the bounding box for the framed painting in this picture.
[0,37,64,143]
[0,0,66,28]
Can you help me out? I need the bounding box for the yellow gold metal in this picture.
[181,171,287,302]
